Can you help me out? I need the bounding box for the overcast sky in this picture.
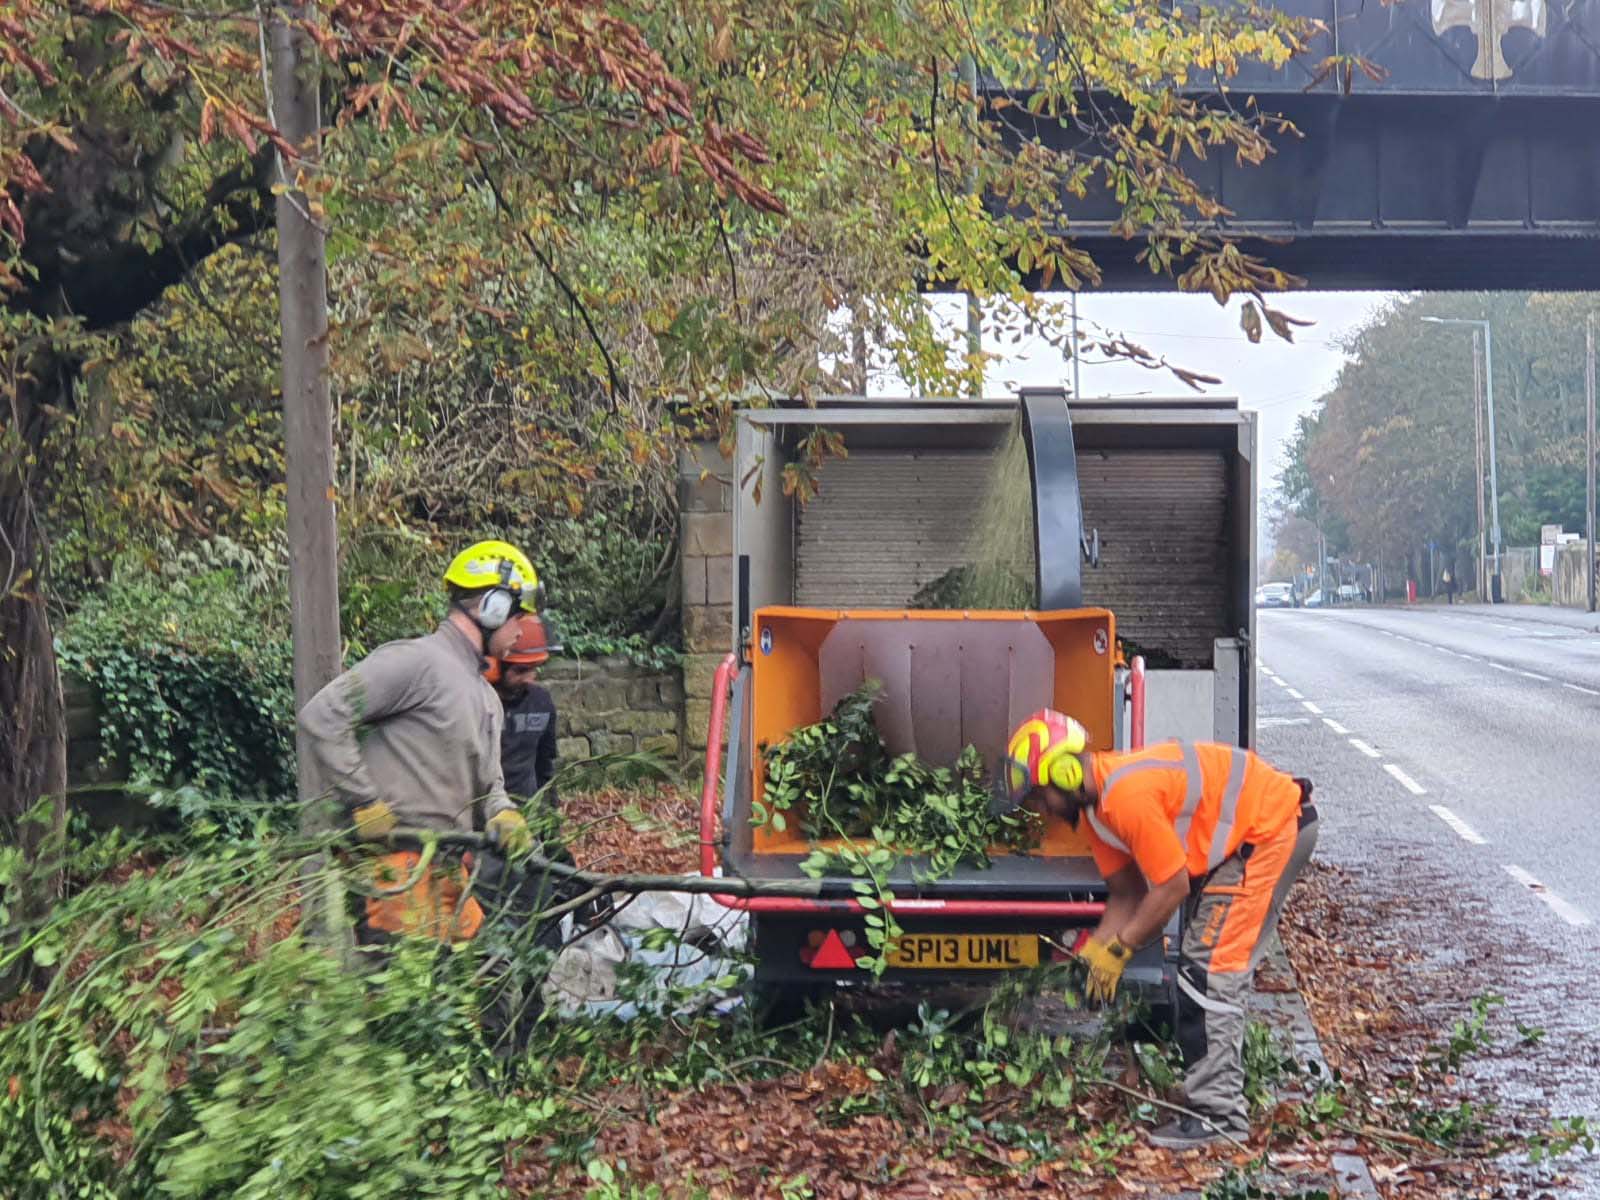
[904,290,1403,491]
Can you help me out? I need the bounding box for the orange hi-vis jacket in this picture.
[1083,742,1303,885]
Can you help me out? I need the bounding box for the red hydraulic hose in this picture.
[698,653,738,878]
[1130,655,1146,749]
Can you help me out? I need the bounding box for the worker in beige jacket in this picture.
[299,540,539,946]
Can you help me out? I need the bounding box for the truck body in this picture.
[696,391,1258,1000]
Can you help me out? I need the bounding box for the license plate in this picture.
[887,933,1039,970]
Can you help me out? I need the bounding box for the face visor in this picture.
[988,753,1034,818]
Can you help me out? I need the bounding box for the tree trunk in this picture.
[0,354,69,996]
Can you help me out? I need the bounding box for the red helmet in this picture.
[991,708,1088,815]
[483,613,562,685]
[502,612,560,665]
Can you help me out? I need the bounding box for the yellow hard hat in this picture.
[991,709,1088,815]
[443,540,542,629]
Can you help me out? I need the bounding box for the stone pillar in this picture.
[679,441,734,750]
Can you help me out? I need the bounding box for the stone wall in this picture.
[62,657,687,803]
[536,656,683,761]
[63,672,123,791]
[678,442,735,751]
[61,440,736,797]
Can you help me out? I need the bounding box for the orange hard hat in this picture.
[501,612,560,665]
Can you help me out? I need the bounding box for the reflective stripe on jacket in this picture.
[1085,741,1302,880]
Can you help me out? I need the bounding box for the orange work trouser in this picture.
[359,850,485,945]
[1176,810,1319,1133]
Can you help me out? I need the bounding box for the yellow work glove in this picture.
[486,809,533,857]
[351,799,397,840]
[1077,936,1133,1004]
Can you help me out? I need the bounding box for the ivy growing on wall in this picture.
[56,572,297,835]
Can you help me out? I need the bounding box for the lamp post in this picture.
[1587,312,1596,613]
[1422,316,1502,602]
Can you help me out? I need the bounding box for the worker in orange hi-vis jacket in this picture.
[993,710,1319,1149]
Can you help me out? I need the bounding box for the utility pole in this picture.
[1483,321,1502,599]
[1473,330,1487,600]
[1070,290,1082,398]
[1422,316,1502,601]
[271,2,341,820]
[1587,313,1596,613]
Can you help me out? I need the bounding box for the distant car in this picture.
[1255,582,1295,609]
[1303,589,1325,608]
[1336,584,1362,604]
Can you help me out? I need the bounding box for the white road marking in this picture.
[1503,865,1594,927]
[1493,623,1519,632]
[1519,671,1551,681]
[1272,677,1288,688]
[1301,700,1323,714]
[1259,716,1311,728]
[1322,718,1350,735]
[1286,688,1305,700]
[1383,763,1427,794]
[1348,738,1382,759]
[1489,662,1514,673]
[1258,662,1272,674]
[1460,654,1483,662]
[1564,683,1600,696]
[1428,805,1488,845]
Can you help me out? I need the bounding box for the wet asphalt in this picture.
[1258,602,1600,1195]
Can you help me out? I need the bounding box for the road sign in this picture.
[1542,524,1562,576]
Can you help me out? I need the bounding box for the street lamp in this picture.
[1422,316,1502,602]
[1587,312,1596,613]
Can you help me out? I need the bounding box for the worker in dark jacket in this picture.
[491,613,562,808]
[478,611,573,1054]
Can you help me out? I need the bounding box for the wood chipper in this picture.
[696,389,1258,1008]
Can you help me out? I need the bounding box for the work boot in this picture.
[1147,1115,1237,1149]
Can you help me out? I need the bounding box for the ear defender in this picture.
[476,588,514,631]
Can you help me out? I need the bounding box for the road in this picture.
[1257,602,1600,1195]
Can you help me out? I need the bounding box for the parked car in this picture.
[1303,589,1325,608]
[1255,582,1295,609]
[1336,584,1362,604]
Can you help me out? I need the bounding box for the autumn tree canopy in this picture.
[2,0,1308,836]
[1273,292,1600,583]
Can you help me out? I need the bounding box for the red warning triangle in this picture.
[809,930,857,970]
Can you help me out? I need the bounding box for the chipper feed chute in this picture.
[745,606,1116,861]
